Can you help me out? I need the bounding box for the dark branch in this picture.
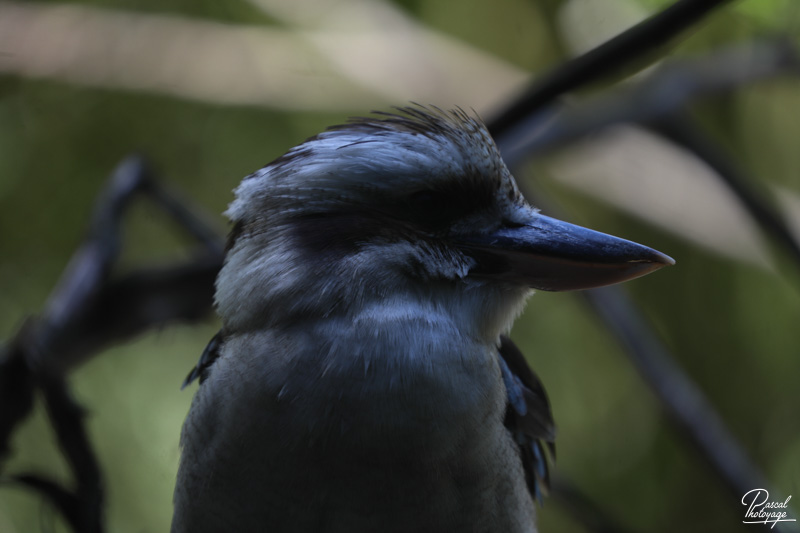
[497,39,800,166]
[488,0,734,139]
[40,256,220,375]
[654,114,800,280]
[41,377,104,533]
[0,328,36,462]
[39,156,223,370]
[581,287,784,532]
[11,475,86,531]
[0,156,224,533]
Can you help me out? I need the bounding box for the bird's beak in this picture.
[457,214,675,291]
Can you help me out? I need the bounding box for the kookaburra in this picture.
[172,106,673,533]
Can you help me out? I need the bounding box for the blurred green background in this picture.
[1,0,799,531]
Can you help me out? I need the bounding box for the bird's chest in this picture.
[243,327,507,520]
[248,321,504,460]
[181,320,532,532]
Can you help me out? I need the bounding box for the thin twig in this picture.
[41,376,104,533]
[498,39,800,166]
[488,0,733,139]
[0,327,35,462]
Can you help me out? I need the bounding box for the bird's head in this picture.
[216,106,673,336]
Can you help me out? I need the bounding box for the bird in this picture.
[171,105,673,533]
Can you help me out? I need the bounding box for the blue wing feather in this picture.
[499,335,556,504]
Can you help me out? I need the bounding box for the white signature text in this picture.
[742,488,796,529]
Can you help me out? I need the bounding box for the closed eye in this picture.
[405,189,466,230]
[409,189,449,212]
[501,218,526,229]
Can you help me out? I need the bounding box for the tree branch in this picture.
[497,39,800,166]
[488,0,734,139]
[0,156,224,532]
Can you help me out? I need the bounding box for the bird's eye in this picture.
[408,189,448,212]
[405,189,463,230]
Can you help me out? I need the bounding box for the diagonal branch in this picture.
[488,0,734,139]
[582,287,775,509]
[498,39,800,166]
[0,156,224,533]
[654,114,800,280]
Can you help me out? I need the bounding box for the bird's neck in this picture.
[216,235,533,342]
[216,291,512,460]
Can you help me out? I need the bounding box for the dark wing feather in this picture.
[182,330,225,389]
[499,335,556,504]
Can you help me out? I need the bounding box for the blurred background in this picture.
[1,0,799,531]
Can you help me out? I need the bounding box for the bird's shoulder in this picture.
[499,335,556,504]
[182,330,225,389]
